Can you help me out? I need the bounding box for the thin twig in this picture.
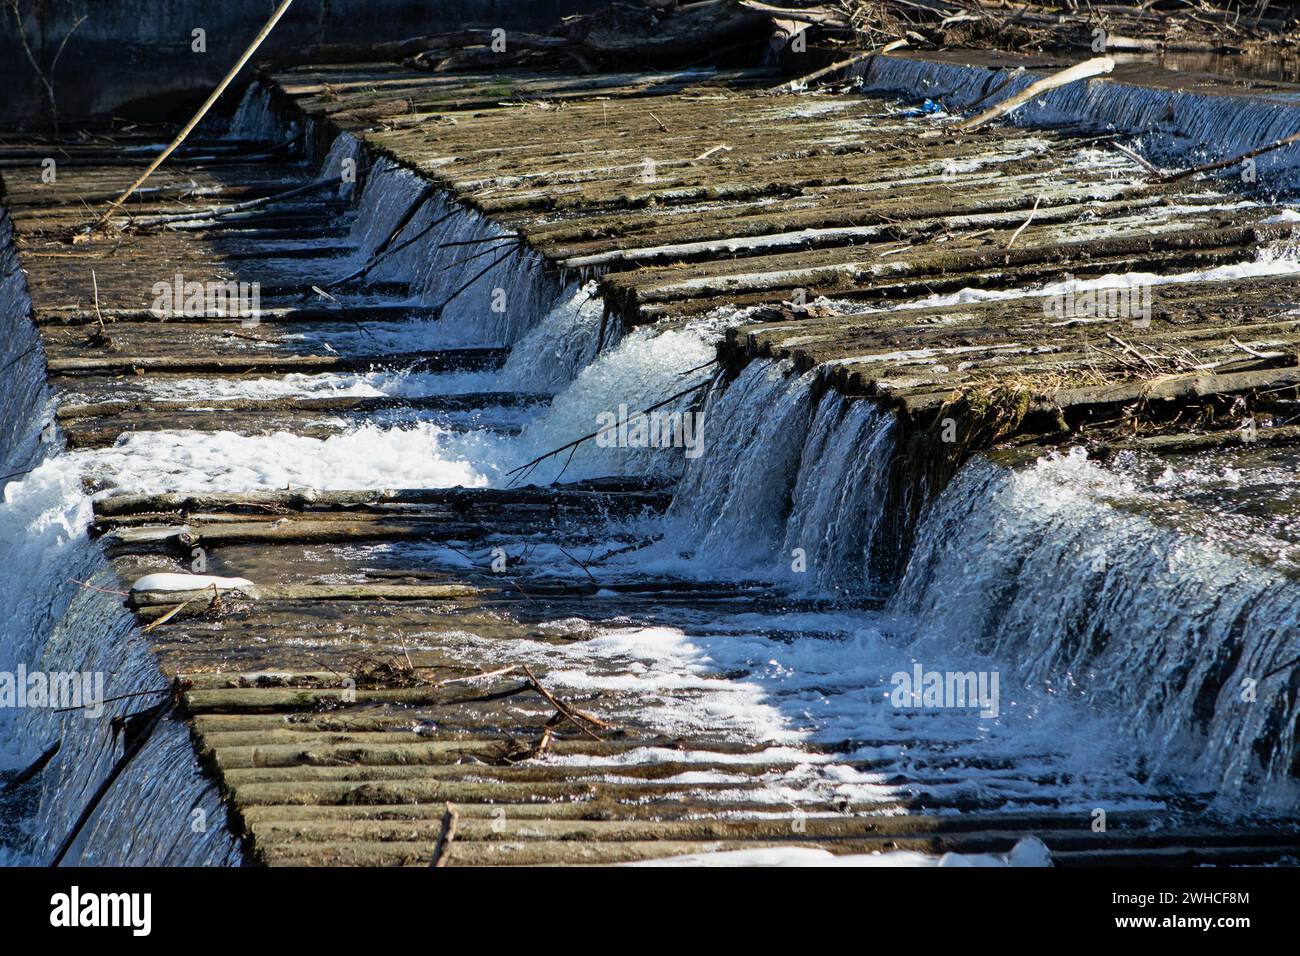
[432,664,521,687]
[1005,195,1041,250]
[1,739,60,794]
[53,688,169,714]
[1106,332,1158,373]
[505,373,716,486]
[558,546,600,588]
[520,663,609,740]
[68,576,128,597]
[1107,140,1162,176]
[1229,335,1286,360]
[1262,652,1300,680]
[430,802,459,867]
[429,244,522,316]
[50,687,177,866]
[93,0,299,228]
[1162,129,1300,182]
[324,187,441,289]
[127,176,343,230]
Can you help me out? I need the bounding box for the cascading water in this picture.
[195,96,1300,809]
[646,337,1300,808]
[893,448,1300,810]
[349,157,565,348]
[666,362,899,597]
[861,54,1300,179]
[6,70,1297,867]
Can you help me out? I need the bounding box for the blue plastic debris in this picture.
[900,98,943,117]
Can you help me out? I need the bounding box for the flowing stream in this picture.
[1,82,1297,865]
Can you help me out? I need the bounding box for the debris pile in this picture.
[836,0,1300,54]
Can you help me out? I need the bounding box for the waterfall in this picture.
[780,391,899,599]
[347,158,567,348]
[667,360,899,596]
[506,320,719,483]
[662,356,1299,806]
[4,71,1294,867]
[862,55,1300,181]
[226,86,624,374]
[669,361,819,570]
[226,84,296,144]
[893,449,1300,809]
[0,211,48,484]
[499,281,619,393]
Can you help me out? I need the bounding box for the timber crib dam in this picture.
[3,48,1300,866]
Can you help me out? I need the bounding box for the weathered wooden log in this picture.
[1096,423,1300,457]
[37,305,442,327]
[184,682,529,714]
[58,391,547,422]
[46,348,507,377]
[568,0,773,62]
[127,177,343,229]
[129,582,483,610]
[93,477,672,517]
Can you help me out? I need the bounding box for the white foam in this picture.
[130,573,255,593]
[633,836,1053,867]
[73,424,500,494]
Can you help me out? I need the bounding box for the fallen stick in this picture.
[2,740,60,795]
[90,270,106,338]
[93,0,298,228]
[324,185,436,288]
[1262,652,1300,680]
[432,664,521,687]
[141,600,193,633]
[0,344,40,377]
[0,466,37,484]
[326,208,459,290]
[436,233,520,250]
[693,144,733,163]
[771,38,908,92]
[429,244,522,315]
[520,664,608,741]
[430,802,459,867]
[1107,140,1162,176]
[1005,195,1042,250]
[126,176,343,230]
[1162,129,1300,182]
[558,545,600,588]
[1106,332,1157,373]
[738,1,851,28]
[443,239,523,273]
[53,688,169,714]
[68,576,128,597]
[961,68,1023,114]
[956,57,1115,132]
[1228,335,1287,360]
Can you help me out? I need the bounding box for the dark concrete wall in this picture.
[0,0,609,127]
